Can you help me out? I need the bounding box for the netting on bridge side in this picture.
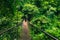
[0,0,22,40]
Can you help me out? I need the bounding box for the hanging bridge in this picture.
[0,20,58,40]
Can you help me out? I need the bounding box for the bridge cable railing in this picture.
[29,22,58,40]
[0,22,22,35]
[0,21,58,40]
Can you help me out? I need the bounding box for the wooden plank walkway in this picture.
[20,20,31,40]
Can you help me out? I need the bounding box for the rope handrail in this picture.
[0,21,58,40]
[29,22,58,40]
[0,22,22,35]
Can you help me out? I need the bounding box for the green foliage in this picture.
[0,0,60,40]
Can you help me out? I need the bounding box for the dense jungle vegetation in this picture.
[0,0,60,40]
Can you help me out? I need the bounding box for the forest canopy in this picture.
[0,0,60,40]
